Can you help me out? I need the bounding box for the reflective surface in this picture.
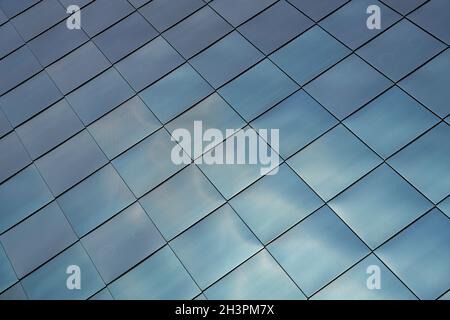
[0,0,448,300]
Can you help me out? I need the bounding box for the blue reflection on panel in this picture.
[46,41,110,95]
[88,96,161,159]
[312,254,416,300]
[0,71,62,127]
[140,165,224,240]
[0,22,23,58]
[230,164,323,244]
[305,54,392,120]
[139,63,213,123]
[89,287,113,300]
[0,132,31,183]
[93,12,157,63]
[1,202,77,278]
[0,45,42,96]
[288,125,381,201]
[320,0,400,49]
[271,26,349,85]
[57,164,135,237]
[197,127,276,199]
[163,6,232,59]
[81,202,165,283]
[268,206,369,297]
[190,31,263,88]
[35,130,108,196]
[81,0,134,37]
[16,99,84,159]
[357,20,445,81]
[438,197,450,218]
[388,123,450,204]
[381,0,427,15]
[21,243,104,300]
[171,204,262,289]
[10,0,66,41]
[139,0,204,32]
[329,164,433,249]
[0,109,11,138]
[28,20,88,66]
[344,87,439,158]
[205,250,305,300]
[166,93,246,159]
[0,282,27,300]
[115,36,184,91]
[112,129,181,198]
[67,68,134,125]
[108,246,200,299]
[409,0,450,45]
[0,243,16,293]
[238,1,313,54]
[0,165,53,234]
[211,0,276,27]
[219,59,298,121]
[399,49,450,118]
[376,209,450,300]
[289,0,348,21]
[251,90,337,159]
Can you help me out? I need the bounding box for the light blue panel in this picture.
[139,63,213,123]
[46,41,111,95]
[140,165,224,239]
[112,129,181,198]
[0,132,31,183]
[0,282,27,300]
[357,20,445,81]
[289,0,348,21]
[271,26,350,85]
[376,209,450,300]
[0,0,40,18]
[344,87,439,158]
[320,0,400,49]
[268,206,369,297]
[115,36,184,91]
[35,130,108,196]
[16,99,84,159]
[166,93,246,159]
[0,244,16,293]
[199,126,281,199]
[81,203,165,283]
[312,254,416,300]
[205,250,305,300]
[388,123,450,203]
[89,288,113,300]
[108,246,200,299]
[219,59,298,121]
[440,291,450,301]
[381,0,427,15]
[0,71,62,127]
[1,202,77,278]
[0,22,23,58]
[305,54,392,120]
[0,165,53,234]
[399,49,450,117]
[251,90,337,159]
[21,243,104,300]
[288,125,381,201]
[438,197,450,218]
[171,204,262,289]
[329,164,433,249]
[190,31,263,88]
[57,164,135,237]
[0,109,11,138]
[66,68,134,125]
[88,96,161,159]
[230,164,323,244]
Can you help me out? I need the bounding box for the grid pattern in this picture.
[0,0,449,300]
